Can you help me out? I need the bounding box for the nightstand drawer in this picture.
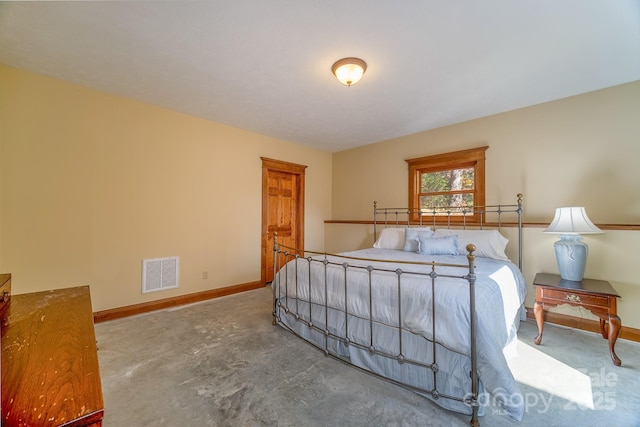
[541,288,609,308]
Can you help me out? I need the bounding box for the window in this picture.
[406,146,487,224]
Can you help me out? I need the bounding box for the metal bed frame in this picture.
[373,193,523,270]
[272,194,523,426]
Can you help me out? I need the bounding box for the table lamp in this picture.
[543,207,603,281]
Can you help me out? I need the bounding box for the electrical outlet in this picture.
[202,271,208,280]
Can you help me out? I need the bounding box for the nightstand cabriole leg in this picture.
[533,301,544,345]
[599,318,608,339]
[608,315,622,367]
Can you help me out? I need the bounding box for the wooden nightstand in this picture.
[532,272,622,366]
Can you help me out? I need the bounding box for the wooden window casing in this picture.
[406,146,488,224]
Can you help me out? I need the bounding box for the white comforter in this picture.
[273,248,527,420]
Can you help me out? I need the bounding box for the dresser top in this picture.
[1,285,104,427]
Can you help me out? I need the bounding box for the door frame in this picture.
[261,157,307,285]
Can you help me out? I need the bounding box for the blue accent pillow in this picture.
[402,227,434,252]
[417,235,459,256]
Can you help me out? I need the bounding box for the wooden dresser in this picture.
[1,283,104,426]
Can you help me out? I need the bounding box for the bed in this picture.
[271,195,526,426]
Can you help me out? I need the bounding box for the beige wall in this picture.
[328,81,640,329]
[2,62,639,329]
[0,64,332,311]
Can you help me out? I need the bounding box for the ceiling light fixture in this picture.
[332,57,367,87]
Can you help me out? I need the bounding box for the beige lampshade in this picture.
[332,57,367,86]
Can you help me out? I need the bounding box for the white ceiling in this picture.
[0,1,638,152]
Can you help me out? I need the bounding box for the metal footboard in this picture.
[272,239,482,426]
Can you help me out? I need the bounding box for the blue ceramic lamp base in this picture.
[554,235,588,281]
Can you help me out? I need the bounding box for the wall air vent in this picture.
[142,256,179,294]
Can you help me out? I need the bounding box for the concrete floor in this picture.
[95,286,640,427]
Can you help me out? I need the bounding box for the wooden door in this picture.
[261,158,306,284]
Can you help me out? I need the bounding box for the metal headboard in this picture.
[373,193,523,270]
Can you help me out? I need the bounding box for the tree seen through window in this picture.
[420,167,474,215]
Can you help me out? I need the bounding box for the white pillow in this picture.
[432,228,509,260]
[417,235,459,256]
[373,228,406,250]
[403,227,434,252]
